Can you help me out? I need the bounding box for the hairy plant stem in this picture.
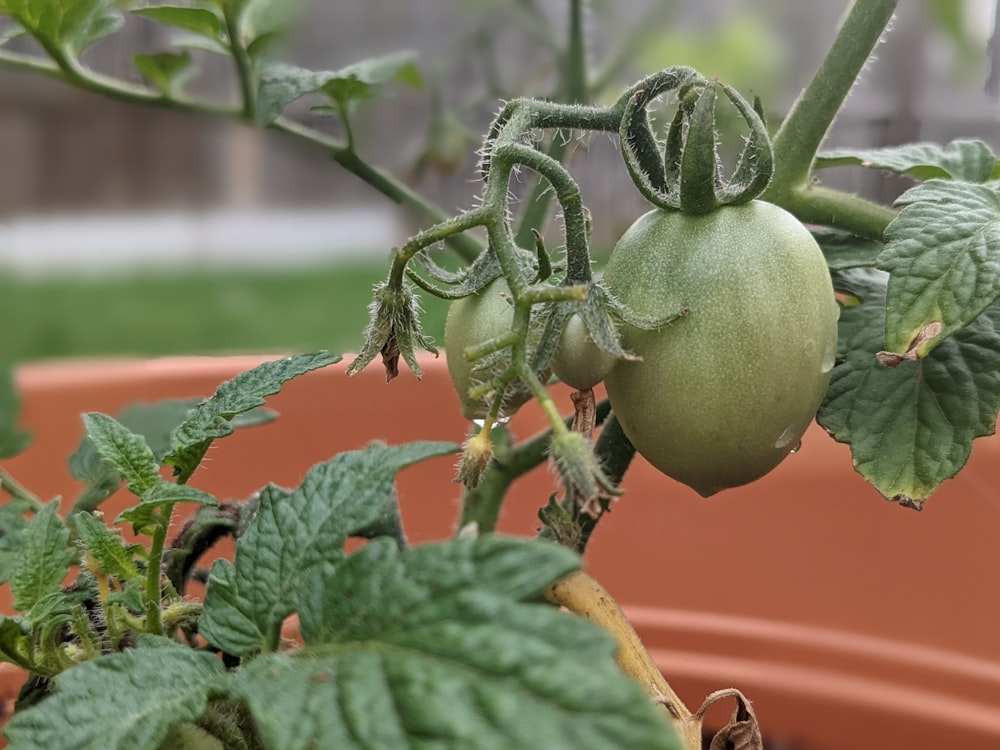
[0,468,44,511]
[513,0,589,250]
[224,8,257,120]
[145,503,175,637]
[764,0,899,239]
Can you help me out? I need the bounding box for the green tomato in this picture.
[444,278,531,421]
[551,313,617,391]
[602,201,839,497]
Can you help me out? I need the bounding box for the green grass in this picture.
[1,263,452,362]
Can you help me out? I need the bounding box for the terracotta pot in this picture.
[3,354,1000,749]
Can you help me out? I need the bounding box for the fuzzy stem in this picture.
[765,0,898,200]
[0,468,44,511]
[567,413,636,553]
[0,49,482,263]
[144,504,175,636]
[513,0,589,249]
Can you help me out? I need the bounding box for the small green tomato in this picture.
[444,278,531,421]
[550,313,617,391]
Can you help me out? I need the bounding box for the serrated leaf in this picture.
[877,180,1000,356]
[5,0,123,55]
[233,536,679,750]
[140,481,218,507]
[70,399,203,511]
[255,52,420,125]
[819,270,1000,507]
[10,503,73,614]
[165,351,339,482]
[0,499,33,584]
[321,51,421,114]
[815,139,998,183]
[131,5,225,41]
[4,636,229,750]
[133,51,194,96]
[74,512,140,581]
[0,365,31,459]
[199,441,457,657]
[812,227,883,271]
[82,413,161,497]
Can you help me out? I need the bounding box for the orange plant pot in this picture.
[4,354,1000,749]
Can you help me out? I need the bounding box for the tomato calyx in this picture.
[619,74,773,215]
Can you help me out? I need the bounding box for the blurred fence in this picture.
[0,0,997,251]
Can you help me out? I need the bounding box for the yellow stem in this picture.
[544,571,705,749]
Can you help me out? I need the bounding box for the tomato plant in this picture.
[3,0,1000,748]
[602,202,839,496]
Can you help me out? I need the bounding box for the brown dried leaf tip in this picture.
[347,280,437,381]
[877,320,943,369]
[697,689,762,750]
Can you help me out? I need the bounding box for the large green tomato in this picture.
[602,201,839,497]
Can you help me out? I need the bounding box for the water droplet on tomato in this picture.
[820,342,836,373]
[774,425,797,450]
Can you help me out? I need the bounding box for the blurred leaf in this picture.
[816,139,998,183]
[878,180,1000,356]
[5,0,123,55]
[0,365,30,459]
[819,270,1000,507]
[256,52,421,125]
[0,498,33,585]
[133,51,195,96]
[812,227,882,271]
[131,4,225,42]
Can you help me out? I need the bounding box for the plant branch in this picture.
[764,0,898,198]
[513,0,589,249]
[0,467,44,511]
[0,50,482,263]
[781,182,896,239]
[545,571,704,749]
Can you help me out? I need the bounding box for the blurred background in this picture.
[0,0,997,362]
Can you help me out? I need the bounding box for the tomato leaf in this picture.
[0,365,31,459]
[815,139,999,182]
[232,536,679,750]
[255,52,421,125]
[130,5,225,42]
[5,0,123,56]
[164,351,339,483]
[199,441,457,657]
[133,51,195,97]
[9,503,74,614]
[819,270,1000,508]
[811,227,882,271]
[3,636,229,750]
[877,180,1000,357]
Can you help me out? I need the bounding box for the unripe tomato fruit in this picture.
[445,278,528,421]
[551,313,617,391]
[602,201,839,496]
